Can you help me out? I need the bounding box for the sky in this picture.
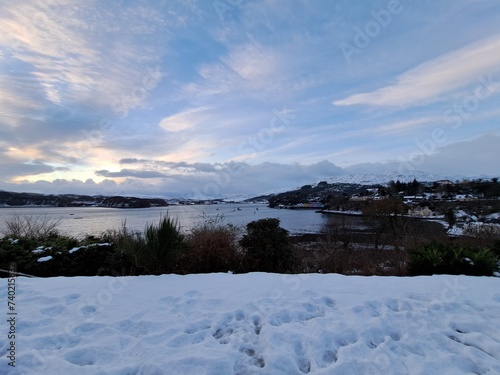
[0,0,499,198]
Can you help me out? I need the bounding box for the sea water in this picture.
[0,203,327,238]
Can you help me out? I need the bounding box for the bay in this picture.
[0,203,327,239]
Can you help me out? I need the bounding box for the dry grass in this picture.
[3,213,61,239]
[181,223,242,273]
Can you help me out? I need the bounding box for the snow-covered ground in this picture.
[1,273,500,375]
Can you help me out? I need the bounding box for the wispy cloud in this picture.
[159,106,212,132]
[334,36,500,107]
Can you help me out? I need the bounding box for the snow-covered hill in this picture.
[2,273,499,374]
[323,171,464,186]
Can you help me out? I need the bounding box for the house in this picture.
[403,195,425,205]
[408,206,434,217]
[455,194,478,202]
[435,180,453,185]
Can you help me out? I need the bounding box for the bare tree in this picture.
[3,213,61,238]
[322,215,356,249]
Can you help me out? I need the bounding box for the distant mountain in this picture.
[246,171,472,204]
[247,171,464,201]
[323,171,465,186]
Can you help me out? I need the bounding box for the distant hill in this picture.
[0,191,169,208]
[248,181,372,207]
[322,171,464,185]
[248,172,500,207]
[248,172,466,202]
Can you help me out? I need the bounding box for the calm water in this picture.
[0,204,327,238]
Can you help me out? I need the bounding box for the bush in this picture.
[0,235,122,277]
[239,218,295,273]
[102,223,145,275]
[2,213,61,239]
[137,216,184,274]
[407,243,499,276]
[182,220,242,274]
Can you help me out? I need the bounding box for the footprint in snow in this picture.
[252,315,263,335]
[64,346,118,366]
[40,305,66,317]
[184,290,202,298]
[294,341,311,374]
[319,350,337,368]
[184,319,212,334]
[236,345,266,372]
[116,320,163,337]
[64,293,81,305]
[17,319,53,336]
[362,326,386,349]
[213,326,234,343]
[352,301,381,318]
[321,296,336,309]
[405,293,431,302]
[384,298,401,312]
[235,309,245,321]
[80,305,97,317]
[167,331,207,348]
[31,333,81,350]
[72,322,107,335]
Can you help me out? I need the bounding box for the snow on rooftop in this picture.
[486,213,500,220]
[1,273,499,374]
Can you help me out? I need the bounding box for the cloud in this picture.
[370,117,440,136]
[95,169,168,179]
[159,106,211,132]
[221,43,282,81]
[406,132,500,176]
[1,2,499,196]
[0,0,170,120]
[3,160,347,197]
[333,36,500,107]
[0,159,54,180]
[119,159,218,173]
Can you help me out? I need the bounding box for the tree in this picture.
[239,218,295,273]
[444,209,456,229]
[362,199,406,250]
[322,215,355,249]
